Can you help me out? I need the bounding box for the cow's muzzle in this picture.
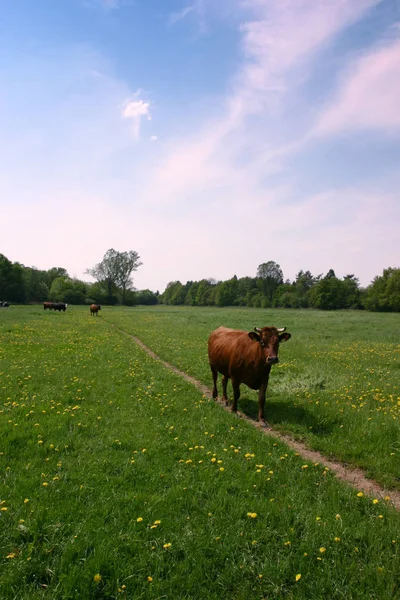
[267,356,279,365]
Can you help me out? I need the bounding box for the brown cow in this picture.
[44,302,53,310]
[208,325,291,426]
[90,304,101,316]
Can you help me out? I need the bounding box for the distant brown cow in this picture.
[43,302,53,310]
[208,325,291,426]
[90,304,101,316]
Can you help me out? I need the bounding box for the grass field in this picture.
[105,305,400,490]
[1,305,400,599]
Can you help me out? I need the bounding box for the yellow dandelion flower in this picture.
[163,543,171,549]
[372,499,379,504]
[334,537,341,542]
[24,498,29,504]
[295,574,302,582]
[137,517,143,522]
[147,576,153,582]
[247,512,257,518]
[6,553,16,559]
[357,492,363,497]
[154,520,161,525]
[93,574,102,583]
[0,507,7,512]
[319,547,326,553]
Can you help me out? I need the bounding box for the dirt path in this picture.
[116,326,400,511]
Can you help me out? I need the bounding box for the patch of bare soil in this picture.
[121,329,400,511]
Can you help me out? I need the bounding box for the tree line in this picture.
[160,262,400,312]
[1,252,399,311]
[0,249,157,306]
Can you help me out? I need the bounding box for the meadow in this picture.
[106,306,400,490]
[0,305,400,599]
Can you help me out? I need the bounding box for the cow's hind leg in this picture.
[210,365,218,399]
[231,379,241,414]
[222,375,229,406]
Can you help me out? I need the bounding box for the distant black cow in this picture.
[90,304,101,316]
[54,303,67,312]
[0,301,9,307]
[44,302,67,311]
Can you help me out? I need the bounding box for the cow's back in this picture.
[208,327,250,375]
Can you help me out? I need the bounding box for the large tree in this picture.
[256,261,284,304]
[85,248,142,304]
[115,250,143,303]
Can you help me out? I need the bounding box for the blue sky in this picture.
[1,0,399,291]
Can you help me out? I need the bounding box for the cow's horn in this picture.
[277,327,286,332]
[254,327,262,333]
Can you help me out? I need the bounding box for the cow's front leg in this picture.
[258,382,269,427]
[222,375,229,405]
[231,379,241,413]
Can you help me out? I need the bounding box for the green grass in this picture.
[104,305,400,490]
[1,305,400,599]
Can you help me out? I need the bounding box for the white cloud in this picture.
[150,135,158,141]
[121,98,151,140]
[314,37,400,136]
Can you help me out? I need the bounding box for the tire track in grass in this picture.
[112,324,400,511]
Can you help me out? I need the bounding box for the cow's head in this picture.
[249,326,291,365]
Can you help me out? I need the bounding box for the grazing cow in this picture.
[54,302,67,312]
[90,304,101,316]
[1,301,9,307]
[44,302,67,311]
[208,325,291,426]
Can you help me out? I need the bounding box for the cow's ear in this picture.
[249,331,260,342]
[279,332,291,342]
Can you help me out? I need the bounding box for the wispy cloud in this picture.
[146,0,383,202]
[314,37,400,136]
[168,5,195,26]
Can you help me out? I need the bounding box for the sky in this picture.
[1,0,399,292]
